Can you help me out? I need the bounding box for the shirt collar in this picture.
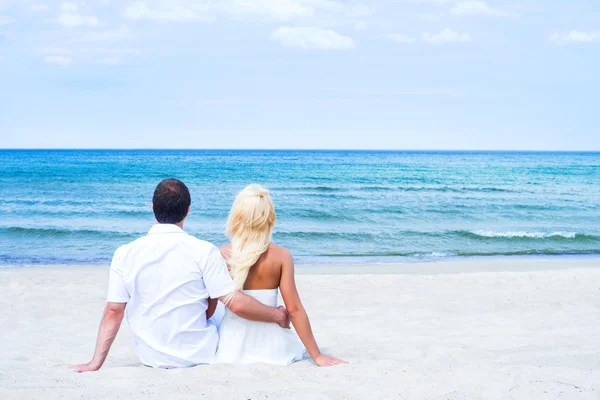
[148,224,185,235]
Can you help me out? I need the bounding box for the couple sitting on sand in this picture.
[71,179,346,372]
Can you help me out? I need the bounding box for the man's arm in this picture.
[206,297,218,319]
[70,302,126,373]
[219,292,290,328]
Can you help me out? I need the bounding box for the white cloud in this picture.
[37,47,140,66]
[45,55,72,65]
[450,1,508,17]
[0,15,10,25]
[220,0,314,21]
[417,13,442,22]
[123,0,313,22]
[60,2,77,12]
[387,33,416,44]
[270,26,355,50]
[353,21,368,31]
[316,86,471,97]
[31,4,49,12]
[97,56,121,65]
[408,0,452,3]
[58,13,102,27]
[74,25,130,42]
[423,29,471,44]
[58,1,102,27]
[124,1,213,22]
[91,48,141,56]
[550,30,600,45]
[122,0,367,24]
[346,4,373,18]
[36,47,73,55]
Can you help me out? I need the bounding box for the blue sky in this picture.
[0,0,599,150]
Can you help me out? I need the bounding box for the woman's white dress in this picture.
[214,289,306,365]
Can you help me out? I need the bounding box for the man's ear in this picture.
[185,206,190,218]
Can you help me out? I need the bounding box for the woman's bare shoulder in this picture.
[268,243,293,261]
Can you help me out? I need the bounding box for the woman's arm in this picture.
[279,249,347,367]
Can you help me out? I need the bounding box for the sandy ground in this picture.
[1,259,599,399]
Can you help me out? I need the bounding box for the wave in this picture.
[454,249,600,257]
[1,226,598,266]
[280,229,597,239]
[400,186,520,193]
[462,230,597,241]
[271,186,346,193]
[0,253,110,265]
[279,209,364,222]
[0,209,152,219]
[6,227,591,243]
[310,186,341,192]
[3,249,599,266]
[356,186,395,192]
[272,185,521,194]
[471,230,576,238]
[273,185,395,193]
[0,226,137,239]
[318,250,600,258]
[275,231,377,241]
[321,251,454,258]
[274,229,599,242]
[302,193,362,200]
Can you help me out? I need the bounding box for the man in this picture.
[71,178,289,372]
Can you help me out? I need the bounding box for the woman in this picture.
[214,184,347,367]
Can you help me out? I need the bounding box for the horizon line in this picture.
[1,148,600,153]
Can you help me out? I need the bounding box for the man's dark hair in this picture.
[152,179,191,224]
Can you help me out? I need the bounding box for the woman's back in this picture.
[214,243,306,365]
[228,243,285,291]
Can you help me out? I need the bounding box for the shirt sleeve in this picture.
[106,247,130,303]
[201,245,235,299]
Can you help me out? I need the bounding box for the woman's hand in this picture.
[313,353,348,367]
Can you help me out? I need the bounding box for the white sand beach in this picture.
[1,258,599,399]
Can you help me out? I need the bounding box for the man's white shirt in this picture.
[107,224,235,368]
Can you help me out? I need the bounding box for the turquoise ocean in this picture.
[0,150,599,266]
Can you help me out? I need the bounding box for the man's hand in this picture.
[69,361,102,373]
[275,306,290,329]
[70,302,125,373]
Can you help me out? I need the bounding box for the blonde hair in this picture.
[225,184,276,293]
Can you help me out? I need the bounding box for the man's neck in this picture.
[155,221,185,229]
